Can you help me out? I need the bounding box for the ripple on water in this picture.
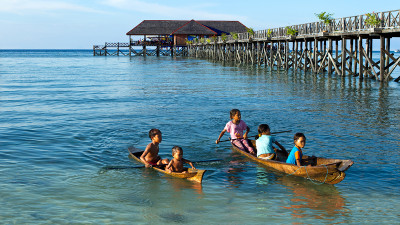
[0,50,399,224]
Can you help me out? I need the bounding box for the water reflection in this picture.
[278,175,348,221]
[255,167,277,186]
[225,153,248,189]
[140,166,204,195]
[226,164,245,188]
[165,177,204,195]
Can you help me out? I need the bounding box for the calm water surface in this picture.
[0,50,399,224]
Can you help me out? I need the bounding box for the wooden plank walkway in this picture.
[189,10,400,82]
[93,42,187,57]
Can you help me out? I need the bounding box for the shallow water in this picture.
[0,50,399,224]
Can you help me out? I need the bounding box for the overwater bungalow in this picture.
[125,19,248,56]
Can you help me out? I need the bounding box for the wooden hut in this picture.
[126,19,248,46]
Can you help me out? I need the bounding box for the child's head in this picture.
[294,133,306,148]
[230,109,241,120]
[257,124,270,134]
[149,128,162,141]
[172,146,183,159]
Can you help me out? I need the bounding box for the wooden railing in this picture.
[93,42,129,49]
[192,9,400,44]
[93,41,175,49]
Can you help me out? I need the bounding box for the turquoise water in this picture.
[0,50,399,224]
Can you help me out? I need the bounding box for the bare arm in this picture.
[243,126,250,139]
[216,129,227,144]
[274,141,288,156]
[183,158,195,169]
[165,160,173,173]
[296,158,302,167]
[295,151,302,166]
[140,144,152,168]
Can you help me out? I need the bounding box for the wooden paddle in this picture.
[217,130,292,143]
[101,158,222,171]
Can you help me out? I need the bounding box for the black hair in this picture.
[148,128,161,139]
[172,146,183,155]
[257,124,270,134]
[230,109,241,119]
[294,132,306,141]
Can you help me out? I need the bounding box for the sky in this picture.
[0,0,399,49]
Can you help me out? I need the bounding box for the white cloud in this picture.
[102,0,247,21]
[0,0,105,14]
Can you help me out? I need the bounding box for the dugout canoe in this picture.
[231,140,354,185]
[128,147,206,183]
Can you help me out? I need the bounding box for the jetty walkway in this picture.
[189,10,400,82]
[94,10,400,82]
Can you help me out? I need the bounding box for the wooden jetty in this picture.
[93,12,400,82]
[93,20,247,57]
[93,41,187,57]
[188,10,400,82]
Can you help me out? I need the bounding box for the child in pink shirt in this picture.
[216,109,255,154]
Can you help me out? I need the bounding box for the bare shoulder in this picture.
[145,142,158,151]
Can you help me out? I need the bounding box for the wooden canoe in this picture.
[128,147,206,183]
[231,140,354,185]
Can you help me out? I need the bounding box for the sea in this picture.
[0,49,399,224]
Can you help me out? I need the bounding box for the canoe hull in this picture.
[128,147,205,183]
[231,140,353,185]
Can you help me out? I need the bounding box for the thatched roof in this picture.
[126,20,247,36]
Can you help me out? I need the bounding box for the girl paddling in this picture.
[216,109,255,155]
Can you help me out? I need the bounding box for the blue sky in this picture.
[0,0,399,49]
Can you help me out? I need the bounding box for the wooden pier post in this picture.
[156,35,160,57]
[386,37,390,74]
[294,40,298,70]
[104,42,107,56]
[349,39,353,75]
[285,41,288,69]
[129,35,132,57]
[354,38,358,75]
[269,42,273,71]
[277,41,281,68]
[143,35,147,56]
[380,35,385,81]
[328,38,333,74]
[304,40,308,71]
[314,39,317,72]
[365,39,369,78]
[358,36,363,79]
[341,38,346,76]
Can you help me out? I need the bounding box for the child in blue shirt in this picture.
[256,124,287,160]
[286,133,306,166]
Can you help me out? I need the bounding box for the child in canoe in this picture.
[286,133,306,166]
[216,109,255,154]
[140,128,169,168]
[256,124,287,160]
[165,146,196,173]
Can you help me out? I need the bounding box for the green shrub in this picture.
[246,28,255,36]
[365,12,381,27]
[315,12,334,25]
[286,27,298,36]
[231,32,238,40]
